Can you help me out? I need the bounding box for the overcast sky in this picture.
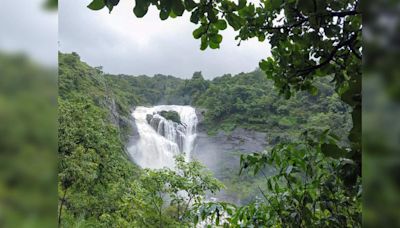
[59,0,271,79]
[0,0,57,66]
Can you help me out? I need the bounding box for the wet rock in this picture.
[146,114,153,124]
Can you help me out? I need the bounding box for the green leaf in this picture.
[207,9,218,23]
[107,0,119,5]
[169,10,177,18]
[271,0,282,10]
[209,41,220,49]
[238,4,255,17]
[258,33,265,42]
[87,0,105,10]
[259,59,271,71]
[321,143,347,159]
[172,0,185,16]
[215,20,227,30]
[210,34,222,44]
[309,86,318,96]
[226,13,243,30]
[193,27,204,39]
[160,8,170,20]
[297,0,314,14]
[274,181,279,192]
[200,35,208,50]
[237,0,247,9]
[190,9,200,23]
[267,179,272,190]
[159,0,172,20]
[133,0,149,18]
[105,0,119,12]
[184,0,197,11]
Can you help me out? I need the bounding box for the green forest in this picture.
[59,51,360,227]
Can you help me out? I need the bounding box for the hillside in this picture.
[60,52,351,144]
[58,52,355,226]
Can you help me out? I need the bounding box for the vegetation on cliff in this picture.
[159,110,182,124]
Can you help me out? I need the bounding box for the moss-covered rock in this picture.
[159,110,181,124]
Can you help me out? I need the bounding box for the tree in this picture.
[139,156,223,227]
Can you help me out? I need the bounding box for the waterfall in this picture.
[128,105,198,169]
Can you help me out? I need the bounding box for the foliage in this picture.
[58,97,145,227]
[195,70,351,145]
[177,71,210,104]
[159,110,182,124]
[194,130,361,227]
[59,52,144,226]
[140,156,223,227]
[0,53,56,227]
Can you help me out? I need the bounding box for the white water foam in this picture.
[128,105,198,169]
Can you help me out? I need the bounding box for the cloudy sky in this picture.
[0,0,57,66]
[59,0,271,79]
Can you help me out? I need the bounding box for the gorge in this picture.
[58,52,357,227]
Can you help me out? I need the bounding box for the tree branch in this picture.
[260,18,307,30]
[329,10,361,17]
[259,9,361,31]
[349,43,362,60]
[58,188,68,227]
[182,195,194,219]
[297,32,360,75]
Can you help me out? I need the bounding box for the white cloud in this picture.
[59,0,271,79]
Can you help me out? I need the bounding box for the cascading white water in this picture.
[128,105,198,169]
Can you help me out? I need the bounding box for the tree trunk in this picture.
[58,189,67,227]
[159,209,162,228]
